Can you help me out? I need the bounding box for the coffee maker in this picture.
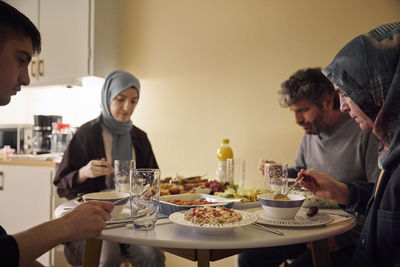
[32,115,62,154]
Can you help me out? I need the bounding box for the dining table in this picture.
[55,200,356,267]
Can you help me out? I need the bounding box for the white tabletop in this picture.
[56,200,356,250]
[102,215,354,249]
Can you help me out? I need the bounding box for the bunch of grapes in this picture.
[204,180,231,192]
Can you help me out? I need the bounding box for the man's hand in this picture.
[60,200,114,242]
[12,201,114,266]
[257,159,276,175]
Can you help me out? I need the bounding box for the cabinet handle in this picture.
[30,61,36,78]
[0,171,3,190]
[38,59,44,77]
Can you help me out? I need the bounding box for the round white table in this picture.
[56,201,356,267]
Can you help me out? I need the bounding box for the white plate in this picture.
[169,210,257,235]
[255,210,333,227]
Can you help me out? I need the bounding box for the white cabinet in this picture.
[0,164,57,266]
[4,0,122,86]
[36,0,90,86]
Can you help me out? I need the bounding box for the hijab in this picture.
[101,70,140,166]
[323,22,400,169]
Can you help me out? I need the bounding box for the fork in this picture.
[251,222,284,236]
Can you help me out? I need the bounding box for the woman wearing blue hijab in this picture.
[54,71,165,267]
[299,22,400,266]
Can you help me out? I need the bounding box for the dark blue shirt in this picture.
[0,225,19,267]
[345,157,400,266]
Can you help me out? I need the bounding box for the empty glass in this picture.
[264,163,288,194]
[129,168,160,231]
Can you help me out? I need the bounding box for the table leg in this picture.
[82,238,103,267]
[197,249,210,267]
[310,239,331,267]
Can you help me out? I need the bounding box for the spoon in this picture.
[112,196,130,206]
[273,176,304,200]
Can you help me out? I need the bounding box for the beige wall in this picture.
[121,0,400,189]
[119,1,399,267]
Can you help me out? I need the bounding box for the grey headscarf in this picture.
[323,22,400,169]
[101,70,140,167]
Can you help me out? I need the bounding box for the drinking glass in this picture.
[227,158,246,188]
[114,160,134,193]
[129,168,160,231]
[264,163,288,194]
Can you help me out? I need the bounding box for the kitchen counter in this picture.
[0,154,60,167]
[0,160,59,167]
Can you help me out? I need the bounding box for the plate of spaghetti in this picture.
[169,206,257,235]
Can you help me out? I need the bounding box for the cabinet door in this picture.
[37,0,90,85]
[0,165,55,265]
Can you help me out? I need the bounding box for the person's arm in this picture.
[53,130,90,199]
[298,169,350,205]
[54,126,112,199]
[13,201,113,267]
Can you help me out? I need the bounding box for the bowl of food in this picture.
[82,191,129,217]
[257,193,305,219]
[158,193,236,216]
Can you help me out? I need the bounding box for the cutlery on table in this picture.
[251,222,284,236]
[112,196,130,206]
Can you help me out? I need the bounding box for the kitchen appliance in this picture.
[51,122,73,155]
[32,115,62,154]
[0,124,33,154]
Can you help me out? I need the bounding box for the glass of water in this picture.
[114,160,134,193]
[227,158,246,189]
[264,163,288,194]
[129,168,160,231]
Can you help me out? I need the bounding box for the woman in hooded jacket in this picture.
[299,22,400,267]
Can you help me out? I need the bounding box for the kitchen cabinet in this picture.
[0,163,57,266]
[4,0,122,86]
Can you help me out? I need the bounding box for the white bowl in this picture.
[82,191,129,217]
[257,193,305,219]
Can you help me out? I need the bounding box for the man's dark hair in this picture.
[0,1,41,54]
[279,67,339,109]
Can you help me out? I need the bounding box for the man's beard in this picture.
[303,111,330,135]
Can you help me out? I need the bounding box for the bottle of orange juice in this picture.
[216,139,233,182]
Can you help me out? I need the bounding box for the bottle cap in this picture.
[222,139,230,144]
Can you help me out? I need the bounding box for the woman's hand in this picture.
[297,169,350,205]
[77,157,114,184]
[257,159,276,175]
